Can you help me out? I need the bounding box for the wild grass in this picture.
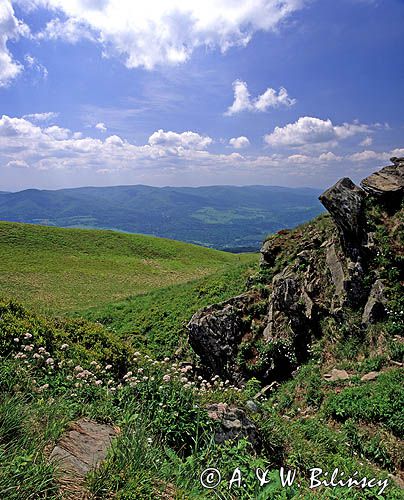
[81,261,257,357]
[0,221,256,313]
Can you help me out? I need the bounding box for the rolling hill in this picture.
[0,184,323,250]
[0,221,257,313]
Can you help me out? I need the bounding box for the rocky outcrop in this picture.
[207,403,261,451]
[361,157,404,203]
[187,293,255,383]
[260,230,289,267]
[326,244,346,300]
[362,279,387,325]
[187,158,403,389]
[319,177,366,260]
[319,178,370,307]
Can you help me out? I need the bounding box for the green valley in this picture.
[0,221,256,313]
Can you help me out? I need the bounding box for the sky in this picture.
[0,0,403,191]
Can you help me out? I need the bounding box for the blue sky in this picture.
[0,0,403,191]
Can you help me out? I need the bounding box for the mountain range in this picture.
[0,184,323,251]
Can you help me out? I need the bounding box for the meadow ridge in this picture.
[0,221,257,313]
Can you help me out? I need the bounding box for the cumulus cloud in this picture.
[0,1,29,86]
[44,125,72,140]
[229,136,250,149]
[148,129,212,150]
[18,0,306,70]
[0,114,397,185]
[391,148,404,157]
[318,151,342,162]
[35,17,96,44]
[225,80,296,115]
[23,112,59,122]
[348,150,388,162]
[264,116,373,148]
[95,122,107,132]
[0,115,217,173]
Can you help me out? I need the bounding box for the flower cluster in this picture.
[9,334,241,398]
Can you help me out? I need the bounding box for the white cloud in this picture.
[105,134,124,146]
[264,116,373,148]
[360,136,373,147]
[6,159,29,168]
[148,129,212,150]
[19,0,306,70]
[225,80,252,115]
[348,150,388,162]
[95,122,107,132]
[44,125,72,140]
[23,112,59,122]
[0,114,398,186]
[225,80,296,115]
[0,1,29,86]
[255,86,296,112]
[229,136,250,149]
[35,17,96,44]
[318,151,342,162]
[391,148,404,157]
[0,115,217,173]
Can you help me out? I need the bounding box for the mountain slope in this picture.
[0,184,323,250]
[0,160,402,498]
[0,221,256,312]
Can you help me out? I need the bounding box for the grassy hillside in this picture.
[0,221,256,313]
[81,262,256,357]
[0,184,323,250]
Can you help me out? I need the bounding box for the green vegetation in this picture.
[0,221,256,313]
[325,370,404,436]
[82,262,256,357]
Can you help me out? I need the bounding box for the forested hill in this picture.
[0,184,323,251]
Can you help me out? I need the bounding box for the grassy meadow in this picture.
[0,221,256,313]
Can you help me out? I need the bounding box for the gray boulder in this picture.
[187,294,254,383]
[207,403,261,451]
[362,279,387,324]
[361,158,404,200]
[319,178,366,259]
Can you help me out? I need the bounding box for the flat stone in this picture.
[323,368,350,382]
[361,371,380,382]
[253,381,278,399]
[361,160,404,198]
[49,418,118,499]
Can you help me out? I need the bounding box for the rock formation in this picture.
[206,403,261,451]
[319,177,366,260]
[361,157,404,202]
[187,157,403,386]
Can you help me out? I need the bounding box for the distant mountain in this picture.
[0,185,324,250]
